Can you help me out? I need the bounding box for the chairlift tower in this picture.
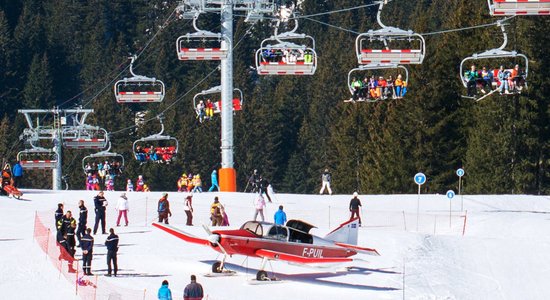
[18,108,103,190]
[176,0,276,191]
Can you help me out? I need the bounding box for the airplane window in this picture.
[268,225,288,240]
[241,221,262,236]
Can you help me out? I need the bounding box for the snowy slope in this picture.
[1,190,550,299]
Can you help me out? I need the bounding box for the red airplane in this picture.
[153,217,379,281]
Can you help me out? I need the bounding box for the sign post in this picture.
[456,168,465,211]
[446,190,455,227]
[414,173,426,231]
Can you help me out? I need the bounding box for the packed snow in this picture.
[1,189,550,299]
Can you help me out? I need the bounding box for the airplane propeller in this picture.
[202,224,228,255]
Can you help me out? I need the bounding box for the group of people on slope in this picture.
[464,64,526,97]
[177,170,219,193]
[0,162,23,196]
[158,275,205,300]
[126,175,150,192]
[350,73,407,102]
[247,169,272,202]
[54,195,121,277]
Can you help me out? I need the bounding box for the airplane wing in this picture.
[152,222,211,247]
[334,242,380,256]
[255,249,353,264]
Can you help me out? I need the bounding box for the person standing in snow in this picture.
[80,228,94,275]
[11,160,23,188]
[208,170,219,192]
[349,192,362,226]
[55,203,64,227]
[76,200,87,247]
[319,168,333,195]
[116,193,129,226]
[158,280,172,300]
[253,194,266,222]
[157,193,172,224]
[183,274,204,300]
[274,205,287,225]
[258,175,272,203]
[184,195,193,226]
[105,228,119,276]
[93,191,108,235]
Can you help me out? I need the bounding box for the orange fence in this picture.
[33,211,153,300]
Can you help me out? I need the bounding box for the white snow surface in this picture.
[1,190,550,299]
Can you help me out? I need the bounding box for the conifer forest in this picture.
[1,0,550,195]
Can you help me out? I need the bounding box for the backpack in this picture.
[158,200,166,212]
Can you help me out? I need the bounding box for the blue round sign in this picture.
[456,168,465,177]
[414,173,426,185]
[446,190,455,199]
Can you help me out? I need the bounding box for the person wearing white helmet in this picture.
[319,168,332,195]
[349,192,362,226]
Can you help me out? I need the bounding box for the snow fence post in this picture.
[402,211,407,231]
[462,210,468,236]
[33,211,37,242]
[75,260,79,296]
[45,228,50,260]
[145,196,148,227]
[143,288,146,300]
[328,206,331,229]
[94,274,98,300]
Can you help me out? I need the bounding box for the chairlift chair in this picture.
[82,142,125,175]
[193,85,244,117]
[132,116,179,163]
[255,15,318,75]
[459,21,529,94]
[177,15,230,61]
[114,56,166,103]
[17,147,58,170]
[347,64,409,102]
[355,1,425,65]
[488,0,550,16]
[62,126,109,149]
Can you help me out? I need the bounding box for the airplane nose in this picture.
[208,234,220,245]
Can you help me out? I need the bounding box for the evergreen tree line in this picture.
[0,0,549,194]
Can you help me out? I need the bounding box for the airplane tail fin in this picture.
[324,218,359,245]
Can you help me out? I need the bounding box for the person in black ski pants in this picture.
[77,200,88,246]
[105,228,119,276]
[258,176,272,203]
[80,228,94,275]
[93,191,108,235]
[55,203,64,227]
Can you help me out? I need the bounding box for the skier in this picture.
[80,228,94,275]
[116,193,129,227]
[126,179,134,192]
[184,195,193,226]
[247,169,259,192]
[105,228,119,277]
[86,174,94,190]
[157,193,172,224]
[183,275,204,300]
[208,170,219,192]
[93,191,108,235]
[105,175,114,191]
[319,168,333,195]
[210,197,222,225]
[258,175,272,203]
[274,205,287,225]
[349,192,362,226]
[135,175,145,192]
[76,200,88,246]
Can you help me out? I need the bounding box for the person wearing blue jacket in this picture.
[80,228,94,275]
[208,170,219,192]
[12,161,23,188]
[274,205,287,225]
[158,280,172,300]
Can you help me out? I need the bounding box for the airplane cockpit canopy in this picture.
[241,221,263,237]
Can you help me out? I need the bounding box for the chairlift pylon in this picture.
[176,14,230,61]
[132,115,178,164]
[355,1,425,65]
[193,85,244,117]
[82,142,125,175]
[488,0,550,16]
[255,15,317,75]
[114,56,166,103]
